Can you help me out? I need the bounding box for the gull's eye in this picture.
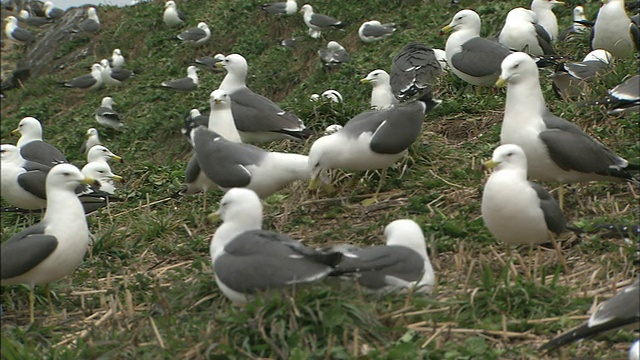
[513,63,520,69]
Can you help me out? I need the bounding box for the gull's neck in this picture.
[219,69,247,93]
[504,75,546,123]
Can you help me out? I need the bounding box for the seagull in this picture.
[18,10,52,27]
[360,69,398,110]
[43,1,64,19]
[163,0,186,27]
[390,42,443,103]
[261,0,297,16]
[13,117,67,167]
[319,89,342,103]
[498,7,556,56]
[1,144,48,210]
[1,164,96,323]
[317,41,350,69]
[4,16,35,44]
[530,0,562,43]
[187,126,310,198]
[496,52,638,203]
[107,49,125,69]
[216,53,312,143]
[540,279,640,352]
[95,96,124,130]
[86,145,123,164]
[205,89,243,143]
[81,162,122,195]
[79,128,102,154]
[209,188,342,304]
[358,20,396,43]
[194,53,224,72]
[442,9,512,86]
[61,63,104,91]
[308,100,428,204]
[161,66,199,92]
[73,7,100,34]
[551,49,612,100]
[100,59,134,87]
[588,74,640,114]
[299,4,347,39]
[176,22,211,47]
[181,108,209,140]
[591,0,639,58]
[558,5,588,41]
[328,219,435,295]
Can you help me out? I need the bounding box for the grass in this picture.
[1,0,639,358]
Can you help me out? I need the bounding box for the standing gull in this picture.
[498,7,556,56]
[360,69,398,110]
[163,0,185,27]
[81,162,122,195]
[329,219,435,295]
[358,20,396,43]
[95,96,124,130]
[209,188,342,304]
[176,22,211,47]
[4,16,35,44]
[299,4,347,39]
[86,145,123,164]
[530,0,562,43]
[317,41,350,69]
[107,49,125,69]
[206,89,242,143]
[390,42,442,103]
[1,164,96,323]
[540,279,640,352]
[100,59,134,87]
[62,63,103,91]
[79,128,102,154]
[72,7,100,34]
[442,9,512,86]
[261,0,297,16]
[13,117,67,167]
[589,74,640,114]
[308,100,427,204]
[161,66,199,92]
[215,54,312,143]
[43,1,64,19]
[591,0,639,58]
[558,5,588,41]
[551,49,612,100]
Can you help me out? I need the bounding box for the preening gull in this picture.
[317,41,350,69]
[308,100,427,204]
[5,16,35,44]
[43,1,64,19]
[496,52,638,186]
[13,117,67,167]
[1,144,48,210]
[95,96,124,130]
[551,49,612,100]
[360,69,398,110]
[81,162,122,195]
[194,53,225,72]
[216,53,312,143]
[558,5,588,41]
[589,74,640,114]
[73,7,100,34]
[530,0,561,43]
[188,126,310,198]
[329,219,435,295]
[210,188,342,303]
[261,0,297,16]
[107,49,125,69]
[100,59,134,87]
[442,9,512,86]
[161,65,199,92]
[540,279,640,352]
[390,42,442,103]
[86,145,123,164]
[62,63,103,91]
[18,10,52,27]
[498,7,555,56]
[1,164,95,323]
[313,89,343,103]
[299,4,346,39]
[176,22,211,47]
[79,128,102,154]
[482,144,566,246]
[163,0,185,27]
[358,20,396,43]
[591,0,639,58]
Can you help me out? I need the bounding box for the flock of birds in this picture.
[1,0,639,356]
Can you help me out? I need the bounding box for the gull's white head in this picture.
[362,69,390,86]
[215,188,263,226]
[384,219,428,258]
[497,52,537,86]
[486,144,528,172]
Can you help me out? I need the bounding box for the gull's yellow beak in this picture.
[111,174,124,183]
[441,25,454,34]
[213,98,222,104]
[360,78,370,84]
[551,0,564,4]
[111,154,124,163]
[495,76,507,88]
[214,61,225,69]
[207,210,221,224]
[309,175,321,190]
[11,128,20,135]
[484,159,499,170]
[83,177,100,187]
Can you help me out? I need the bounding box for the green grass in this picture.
[1,0,639,358]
